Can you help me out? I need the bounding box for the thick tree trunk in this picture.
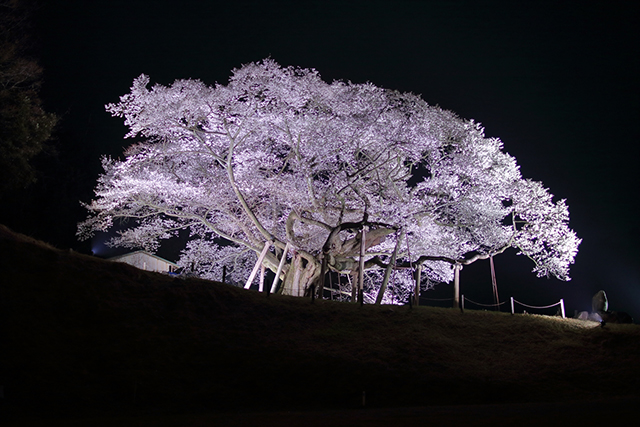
[291,254,303,296]
[281,252,320,296]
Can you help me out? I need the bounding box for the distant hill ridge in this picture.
[1,224,639,419]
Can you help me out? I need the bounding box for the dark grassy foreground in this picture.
[1,224,639,425]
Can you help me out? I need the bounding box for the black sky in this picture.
[18,0,639,319]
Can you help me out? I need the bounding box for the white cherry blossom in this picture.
[78,59,581,302]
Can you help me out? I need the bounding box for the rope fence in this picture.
[459,295,565,318]
[242,261,567,318]
[462,296,507,308]
[511,297,566,318]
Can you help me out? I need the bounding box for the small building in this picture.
[109,250,179,273]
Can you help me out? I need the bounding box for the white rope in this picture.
[512,299,561,309]
[463,296,507,307]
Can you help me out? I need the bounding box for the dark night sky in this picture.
[17,0,639,318]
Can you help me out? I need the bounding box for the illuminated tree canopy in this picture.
[78,59,580,303]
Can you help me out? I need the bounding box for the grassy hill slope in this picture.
[1,224,639,421]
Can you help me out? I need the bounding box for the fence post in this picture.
[510,297,514,315]
[560,298,566,318]
[461,294,464,312]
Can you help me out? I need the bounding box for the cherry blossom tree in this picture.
[78,59,580,304]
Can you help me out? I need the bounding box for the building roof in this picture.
[108,250,179,267]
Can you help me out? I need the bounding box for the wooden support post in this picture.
[414,264,421,306]
[329,269,334,300]
[271,242,290,294]
[244,241,271,289]
[453,264,461,309]
[348,273,356,303]
[258,264,265,292]
[375,229,404,305]
[560,298,566,318]
[510,297,515,315]
[490,255,500,311]
[318,254,327,301]
[358,226,367,304]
